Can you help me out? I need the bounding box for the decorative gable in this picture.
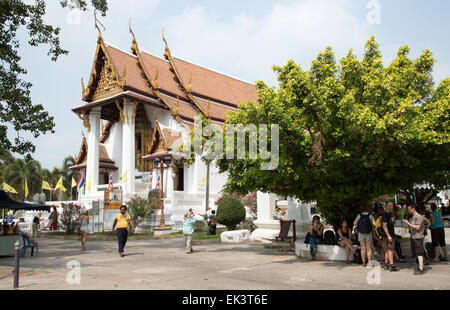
[92,60,123,101]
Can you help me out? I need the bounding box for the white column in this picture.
[121,100,136,201]
[255,191,277,224]
[190,155,199,194]
[112,122,123,182]
[287,197,312,238]
[166,165,175,198]
[152,168,157,189]
[250,191,280,242]
[85,108,100,196]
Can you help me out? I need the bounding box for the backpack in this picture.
[304,232,311,244]
[424,242,435,259]
[33,216,39,224]
[358,213,372,234]
[374,216,385,240]
[210,215,217,226]
[323,230,336,245]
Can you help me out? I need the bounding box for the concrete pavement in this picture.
[0,238,449,290]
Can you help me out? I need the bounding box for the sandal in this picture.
[346,259,351,264]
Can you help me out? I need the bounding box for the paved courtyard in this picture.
[0,238,449,290]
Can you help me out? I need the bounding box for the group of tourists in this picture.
[308,201,448,275]
[73,205,218,256]
[31,207,59,237]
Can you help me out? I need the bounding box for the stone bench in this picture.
[295,240,357,261]
[220,230,251,243]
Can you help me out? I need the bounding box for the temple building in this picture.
[70,24,257,229]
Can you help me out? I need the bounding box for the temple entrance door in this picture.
[175,166,184,191]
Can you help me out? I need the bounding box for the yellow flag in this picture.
[120,171,127,184]
[2,182,17,194]
[199,174,206,188]
[42,181,51,191]
[25,179,29,198]
[87,177,91,191]
[55,176,67,192]
[71,177,77,188]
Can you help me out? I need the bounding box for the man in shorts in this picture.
[382,202,399,271]
[403,204,426,275]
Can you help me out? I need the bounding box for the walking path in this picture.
[0,238,449,290]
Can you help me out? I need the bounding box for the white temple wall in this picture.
[106,122,123,182]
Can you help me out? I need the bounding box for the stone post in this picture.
[166,165,175,198]
[250,191,280,242]
[287,197,312,238]
[121,100,136,201]
[85,108,100,196]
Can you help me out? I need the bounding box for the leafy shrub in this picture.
[194,219,207,232]
[215,192,257,216]
[216,195,246,231]
[126,196,159,232]
[148,189,161,201]
[60,203,81,234]
[237,219,257,232]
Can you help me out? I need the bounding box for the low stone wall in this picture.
[295,241,357,261]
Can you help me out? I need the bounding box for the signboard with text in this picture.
[104,189,122,210]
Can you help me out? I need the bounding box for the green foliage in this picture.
[0,0,108,155]
[216,195,246,231]
[237,219,257,232]
[3,157,41,201]
[60,202,81,234]
[216,36,450,228]
[0,152,78,201]
[180,114,222,166]
[126,196,159,229]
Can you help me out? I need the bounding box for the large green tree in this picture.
[216,37,450,227]
[0,0,107,155]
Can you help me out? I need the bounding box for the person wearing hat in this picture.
[5,211,14,225]
[112,205,135,257]
[183,208,196,254]
[76,208,89,251]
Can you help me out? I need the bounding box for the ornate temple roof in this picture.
[70,138,117,171]
[73,25,258,125]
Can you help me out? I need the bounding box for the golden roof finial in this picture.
[120,64,126,86]
[129,18,139,56]
[162,27,171,60]
[154,69,159,88]
[187,73,192,92]
[81,77,86,97]
[175,96,179,116]
[94,10,105,40]
[207,100,211,118]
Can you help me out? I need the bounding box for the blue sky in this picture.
[11,0,450,169]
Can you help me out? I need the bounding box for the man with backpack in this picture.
[354,205,376,267]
